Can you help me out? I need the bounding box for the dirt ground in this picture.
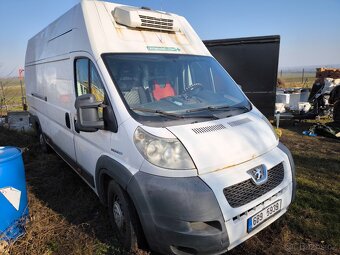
[0,119,339,255]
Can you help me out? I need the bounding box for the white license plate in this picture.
[247,200,281,233]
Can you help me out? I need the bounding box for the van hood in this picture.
[167,111,278,175]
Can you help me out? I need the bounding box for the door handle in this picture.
[65,113,71,129]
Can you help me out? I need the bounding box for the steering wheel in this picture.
[184,83,204,94]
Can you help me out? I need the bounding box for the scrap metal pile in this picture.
[276,68,340,124]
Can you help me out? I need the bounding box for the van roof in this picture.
[25,1,210,65]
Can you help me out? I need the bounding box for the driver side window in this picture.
[75,58,105,102]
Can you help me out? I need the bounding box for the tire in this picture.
[37,128,51,153]
[107,180,141,251]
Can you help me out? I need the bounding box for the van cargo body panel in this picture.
[26,1,210,67]
[167,111,278,175]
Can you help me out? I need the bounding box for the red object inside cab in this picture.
[152,81,175,101]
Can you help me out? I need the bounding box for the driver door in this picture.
[73,55,112,187]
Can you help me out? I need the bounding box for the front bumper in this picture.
[127,143,295,254]
[200,144,295,249]
[127,172,229,255]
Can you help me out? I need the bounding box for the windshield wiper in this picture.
[131,107,184,119]
[209,105,249,111]
[186,105,249,113]
[131,107,218,119]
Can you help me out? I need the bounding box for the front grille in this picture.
[223,163,284,208]
[139,15,174,31]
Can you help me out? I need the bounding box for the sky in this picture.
[0,0,340,76]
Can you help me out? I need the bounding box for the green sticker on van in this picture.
[147,46,181,52]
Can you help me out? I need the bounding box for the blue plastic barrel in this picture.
[0,146,29,241]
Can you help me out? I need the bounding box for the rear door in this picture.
[204,35,280,119]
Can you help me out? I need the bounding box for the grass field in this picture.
[0,120,339,255]
[278,72,316,88]
[0,78,26,115]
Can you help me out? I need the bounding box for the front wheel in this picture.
[107,180,141,251]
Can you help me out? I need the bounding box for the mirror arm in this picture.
[79,101,104,109]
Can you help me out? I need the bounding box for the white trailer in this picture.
[25,1,296,254]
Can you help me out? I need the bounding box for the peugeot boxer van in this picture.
[25,1,296,254]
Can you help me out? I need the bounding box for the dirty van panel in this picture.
[204,35,280,119]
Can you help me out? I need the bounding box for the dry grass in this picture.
[278,72,316,88]
[0,128,136,255]
[0,78,26,116]
[0,120,339,255]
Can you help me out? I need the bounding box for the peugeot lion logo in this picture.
[247,165,268,185]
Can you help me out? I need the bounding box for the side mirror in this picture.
[75,94,104,132]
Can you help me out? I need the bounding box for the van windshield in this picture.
[103,54,251,122]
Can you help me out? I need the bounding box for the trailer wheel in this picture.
[107,180,140,251]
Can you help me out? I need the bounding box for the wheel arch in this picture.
[95,155,133,205]
[30,114,41,133]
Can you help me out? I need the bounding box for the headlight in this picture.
[133,127,195,170]
[262,116,278,140]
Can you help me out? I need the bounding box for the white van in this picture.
[25,1,296,254]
